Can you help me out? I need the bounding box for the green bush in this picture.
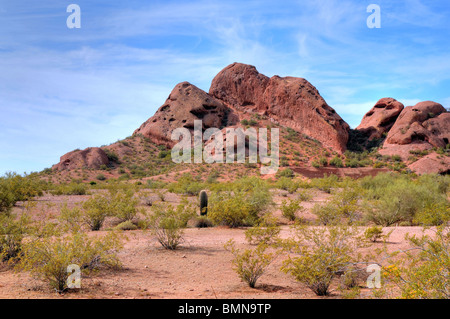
[50,183,87,196]
[17,231,122,292]
[225,240,275,288]
[82,194,111,231]
[167,173,204,196]
[244,214,280,246]
[0,213,30,262]
[329,156,344,168]
[275,177,298,194]
[310,174,340,193]
[364,226,384,243]
[276,168,295,179]
[209,177,272,227]
[149,203,194,250]
[382,226,450,299]
[96,174,107,181]
[0,173,45,213]
[362,174,448,226]
[114,220,138,231]
[280,199,303,221]
[281,226,360,296]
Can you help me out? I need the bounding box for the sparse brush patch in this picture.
[275,177,298,194]
[362,174,449,226]
[0,172,46,213]
[364,226,385,243]
[149,201,195,250]
[114,220,138,231]
[167,173,205,196]
[16,231,123,293]
[244,214,281,246]
[58,204,82,231]
[81,194,111,231]
[281,226,363,296]
[310,174,340,193]
[0,213,30,262]
[280,199,303,222]
[50,183,87,196]
[225,240,275,288]
[209,177,272,228]
[382,226,450,299]
[188,215,213,228]
[276,168,295,179]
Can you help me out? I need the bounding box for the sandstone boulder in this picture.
[209,63,350,152]
[134,82,237,146]
[356,98,404,140]
[408,153,450,175]
[52,147,109,171]
[385,101,447,148]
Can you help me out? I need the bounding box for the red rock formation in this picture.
[52,147,109,171]
[134,82,237,146]
[379,101,450,174]
[356,98,404,140]
[209,63,350,152]
[408,153,450,175]
[385,101,447,147]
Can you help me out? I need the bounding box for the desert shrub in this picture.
[0,173,45,213]
[82,194,111,231]
[0,213,30,262]
[188,216,213,228]
[104,150,119,163]
[209,177,272,227]
[96,174,107,181]
[0,186,14,214]
[167,173,204,196]
[149,202,195,250]
[285,127,301,142]
[281,226,361,296]
[297,189,313,201]
[382,226,450,299]
[364,226,384,243]
[312,202,342,225]
[17,231,122,292]
[50,183,87,196]
[362,173,449,226]
[310,174,340,193]
[225,240,275,288]
[58,204,82,231]
[109,190,140,222]
[319,157,328,166]
[331,188,362,223]
[276,168,295,179]
[244,214,280,246]
[280,199,303,222]
[146,180,167,189]
[275,177,298,194]
[413,202,450,226]
[329,156,344,168]
[209,192,253,227]
[114,220,138,231]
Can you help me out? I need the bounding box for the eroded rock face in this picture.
[384,101,448,148]
[209,63,350,152]
[356,98,404,140]
[52,147,109,171]
[378,101,450,175]
[134,82,237,146]
[408,153,450,175]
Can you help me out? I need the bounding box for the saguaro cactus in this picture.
[199,190,208,216]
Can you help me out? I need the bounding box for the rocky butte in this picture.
[52,63,450,176]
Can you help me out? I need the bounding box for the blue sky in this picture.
[1,0,449,175]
